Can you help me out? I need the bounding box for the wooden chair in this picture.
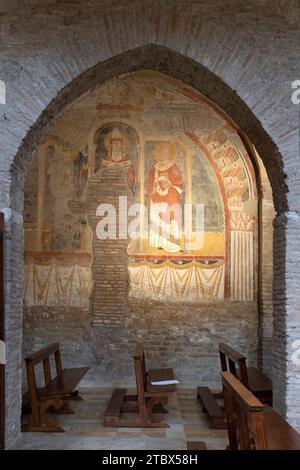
[219,343,272,405]
[104,343,177,428]
[197,343,272,428]
[222,371,300,450]
[22,343,89,432]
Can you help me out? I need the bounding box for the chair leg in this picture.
[144,396,169,427]
[48,400,75,414]
[68,390,84,401]
[22,398,65,432]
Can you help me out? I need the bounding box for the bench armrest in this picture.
[218,343,246,363]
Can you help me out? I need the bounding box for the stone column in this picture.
[259,166,275,376]
[273,211,300,431]
[2,208,23,448]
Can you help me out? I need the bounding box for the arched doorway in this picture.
[23,71,263,370]
[22,69,273,425]
[3,46,295,447]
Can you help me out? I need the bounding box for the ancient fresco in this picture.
[23,71,257,308]
[94,123,138,193]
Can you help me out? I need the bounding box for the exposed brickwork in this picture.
[259,164,275,376]
[21,70,265,440]
[86,166,134,326]
[23,300,259,387]
[4,214,23,447]
[273,212,300,430]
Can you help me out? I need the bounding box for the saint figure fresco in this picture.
[94,125,137,192]
[147,142,183,253]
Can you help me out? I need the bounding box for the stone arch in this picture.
[11,45,287,214]
[4,45,296,447]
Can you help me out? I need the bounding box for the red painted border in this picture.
[184,131,231,297]
[24,251,92,260]
[130,255,225,261]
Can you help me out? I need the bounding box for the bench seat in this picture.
[263,407,300,450]
[39,367,89,397]
[236,366,272,404]
[245,367,272,393]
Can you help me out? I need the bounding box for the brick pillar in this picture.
[273,211,300,431]
[1,209,23,448]
[86,166,134,327]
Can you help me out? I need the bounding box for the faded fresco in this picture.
[94,123,138,193]
[23,71,258,310]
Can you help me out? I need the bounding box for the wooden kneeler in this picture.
[197,386,226,429]
[104,343,177,428]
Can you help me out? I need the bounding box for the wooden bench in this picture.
[222,371,300,450]
[22,343,89,432]
[219,343,272,405]
[104,343,177,428]
[197,386,226,429]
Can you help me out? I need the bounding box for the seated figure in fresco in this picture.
[147,142,183,253]
[102,127,135,191]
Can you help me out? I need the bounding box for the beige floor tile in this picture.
[18,387,228,450]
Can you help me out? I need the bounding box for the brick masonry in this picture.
[259,164,275,376]
[86,166,134,327]
[21,72,268,431]
[23,300,259,386]
[21,135,271,408]
[0,0,300,447]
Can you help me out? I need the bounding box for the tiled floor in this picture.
[18,387,228,450]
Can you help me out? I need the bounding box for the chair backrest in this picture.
[133,343,148,406]
[222,371,268,450]
[25,343,63,390]
[219,343,249,388]
[25,343,60,365]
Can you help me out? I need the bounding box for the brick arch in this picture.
[12,45,287,214]
[4,44,297,447]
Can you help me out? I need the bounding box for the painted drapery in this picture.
[128,260,225,302]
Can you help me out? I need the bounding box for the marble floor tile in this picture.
[17,387,229,450]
